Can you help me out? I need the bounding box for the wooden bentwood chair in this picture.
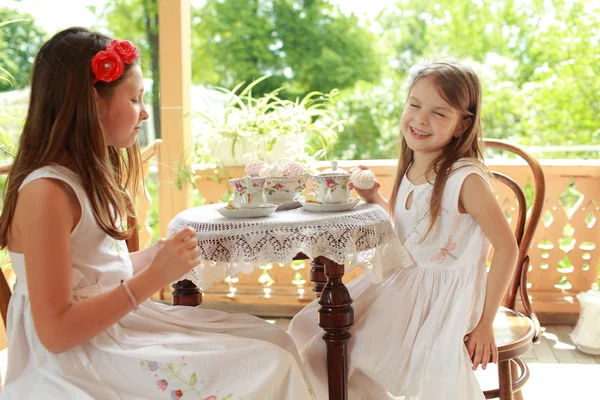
[481,139,545,400]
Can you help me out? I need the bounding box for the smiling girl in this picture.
[289,61,518,400]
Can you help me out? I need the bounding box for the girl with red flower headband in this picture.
[0,27,314,399]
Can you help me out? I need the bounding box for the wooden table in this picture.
[167,202,407,400]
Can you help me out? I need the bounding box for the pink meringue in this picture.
[245,160,269,177]
[283,161,309,177]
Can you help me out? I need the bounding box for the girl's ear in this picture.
[94,87,106,118]
[454,117,472,138]
[93,87,101,105]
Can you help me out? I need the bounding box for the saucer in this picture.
[216,204,277,218]
[299,198,361,212]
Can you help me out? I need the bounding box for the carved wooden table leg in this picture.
[317,257,354,400]
[172,279,203,306]
[310,256,327,298]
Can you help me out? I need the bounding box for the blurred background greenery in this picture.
[1,0,599,165]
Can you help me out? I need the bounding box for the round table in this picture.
[168,202,413,400]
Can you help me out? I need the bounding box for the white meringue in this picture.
[259,165,284,178]
[283,161,309,177]
[245,160,269,177]
[350,169,377,190]
[272,158,292,169]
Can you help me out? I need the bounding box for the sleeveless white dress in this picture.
[1,165,314,400]
[288,161,491,399]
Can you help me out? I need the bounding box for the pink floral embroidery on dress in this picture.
[157,379,168,391]
[141,358,237,399]
[430,236,458,264]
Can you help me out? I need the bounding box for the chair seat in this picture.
[493,306,535,361]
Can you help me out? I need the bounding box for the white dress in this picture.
[1,165,314,400]
[288,161,491,400]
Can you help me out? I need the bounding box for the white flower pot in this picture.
[571,289,600,355]
[209,135,304,167]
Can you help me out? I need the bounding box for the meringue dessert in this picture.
[283,161,309,177]
[350,169,377,190]
[272,157,292,169]
[245,160,269,177]
[259,164,284,178]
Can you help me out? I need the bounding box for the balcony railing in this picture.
[134,151,599,323]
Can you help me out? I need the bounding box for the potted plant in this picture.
[571,281,600,355]
[192,76,343,167]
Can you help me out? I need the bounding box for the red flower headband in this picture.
[91,40,139,84]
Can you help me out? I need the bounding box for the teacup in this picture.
[229,177,267,209]
[307,173,351,204]
[263,175,309,204]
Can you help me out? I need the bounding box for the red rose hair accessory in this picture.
[91,40,139,84]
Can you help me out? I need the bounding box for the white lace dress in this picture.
[1,165,314,400]
[288,162,491,400]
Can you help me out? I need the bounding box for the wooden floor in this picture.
[267,320,600,399]
[1,322,598,398]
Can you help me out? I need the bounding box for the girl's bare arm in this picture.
[15,179,198,354]
[461,173,519,370]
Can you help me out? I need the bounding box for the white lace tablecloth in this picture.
[168,202,414,290]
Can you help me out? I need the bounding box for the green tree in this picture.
[0,8,47,92]
[193,0,382,97]
[330,0,600,158]
[328,80,404,160]
[97,0,160,139]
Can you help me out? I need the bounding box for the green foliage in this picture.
[3,0,598,161]
[192,0,381,99]
[328,80,404,160]
[0,9,47,92]
[0,18,24,163]
[332,0,600,159]
[99,0,161,138]
[97,0,157,76]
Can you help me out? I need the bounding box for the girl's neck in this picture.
[411,150,441,173]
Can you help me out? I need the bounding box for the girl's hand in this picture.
[130,238,166,273]
[147,238,166,260]
[464,321,498,370]
[349,165,380,203]
[148,227,200,284]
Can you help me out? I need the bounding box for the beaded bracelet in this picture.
[121,279,139,310]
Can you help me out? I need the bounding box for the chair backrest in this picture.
[0,164,140,329]
[483,139,545,341]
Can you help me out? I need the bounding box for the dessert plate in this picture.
[216,204,277,218]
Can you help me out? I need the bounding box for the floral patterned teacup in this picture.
[263,175,309,204]
[307,173,351,204]
[229,177,267,209]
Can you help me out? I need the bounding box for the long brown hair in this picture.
[389,61,487,241]
[0,27,142,248]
